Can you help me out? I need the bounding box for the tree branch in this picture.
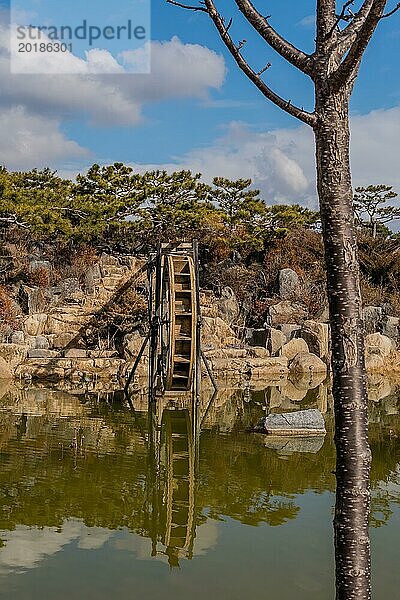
[0,216,29,228]
[337,0,375,54]
[234,0,315,76]
[381,2,400,17]
[203,0,316,127]
[331,0,387,87]
[166,0,208,11]
[325,0,356,40]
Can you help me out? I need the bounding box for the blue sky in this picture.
[0,0,400,205]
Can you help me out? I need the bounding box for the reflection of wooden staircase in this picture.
[161,409,195,554]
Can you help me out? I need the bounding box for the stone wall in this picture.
[0,262,399,384]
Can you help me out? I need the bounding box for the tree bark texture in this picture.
[315,87,371,600]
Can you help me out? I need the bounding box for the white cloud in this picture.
[131,121,317,207]
[1,23,225,126]
[120,37,226,101]
[132,106,400,210]
[0,19,225,168]
[0,107,89,170]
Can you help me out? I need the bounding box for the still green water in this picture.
[0,382,399,599]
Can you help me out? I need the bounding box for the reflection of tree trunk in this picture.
[334,434,371,600]
[314,88,372,599]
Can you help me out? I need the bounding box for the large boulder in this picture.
[34,335,50,350]
[44,310,89,335]
[365,333,397,372]
[206,348,247,359]
[300,320,330,363]
[268,328,286,355]
[11,330,25,345]
[279,324,301,343]
[201,316,239,349]
[367,376,393,402]
[277,268,300,300]
[383,316,399,343]
[246,347,270,358]
[365,354,385,372]
[217,286,241,327]
[365,333,396,359]
[249,356,288,379]
[281,338,309,362]
[24,314,48,336]
[269,301,307,326]
[254,408,326,435]
[208,356,288,379]
[289,352,328,376]
[52,332,78,349]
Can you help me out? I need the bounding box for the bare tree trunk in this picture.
[315,88,372,600]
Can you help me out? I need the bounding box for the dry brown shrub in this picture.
[53,245,99,283]
[360,277,386,308]
[263,228,325,289]
[28,266,50,288]
[0,242,30,283]
[261,228,327,315]
[0,286,18,332]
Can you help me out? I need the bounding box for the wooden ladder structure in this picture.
[163,251,197,392]
[124,240,217,401]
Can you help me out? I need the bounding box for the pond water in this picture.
[0,381,399,599]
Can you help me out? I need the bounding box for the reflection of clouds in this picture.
[193,519,219,557]
[113,518,220,562]
[113,533,153,560]
[0,520,113,576]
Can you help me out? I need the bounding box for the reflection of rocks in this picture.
[208,356,288,381]
[289,371,326,391]
[14,357,124,381]
[279,380,307,402]
[0,387,89,417]
[368,376,393,402]
[381,395,399,415]
[262,435,326,454]
[0,357,12,379]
